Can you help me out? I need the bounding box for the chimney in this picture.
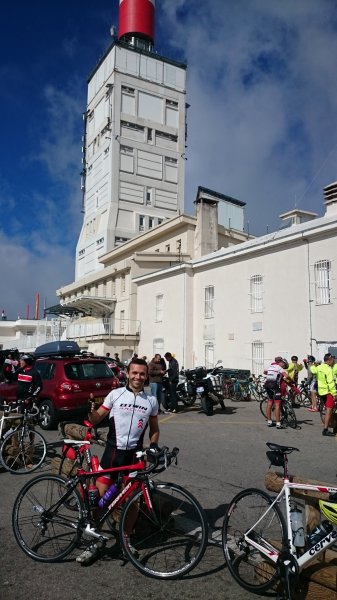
[323,181,337,216]
[194,187,219,258]
[118,0,155,50]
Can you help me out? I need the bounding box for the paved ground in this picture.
[1,398,336,600]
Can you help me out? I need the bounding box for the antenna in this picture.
[110,25,116,38]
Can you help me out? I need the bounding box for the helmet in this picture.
[281,358,289,369]
[291,356,298,361]
[319,499,337,525]
[20,354,34,366]
[307,355,315,363]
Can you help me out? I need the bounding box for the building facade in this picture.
[134,184,337,372]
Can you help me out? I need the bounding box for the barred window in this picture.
[314,260,331,305]
[250,275,263,313]
[252,340,264,375]
[204,286,214,318]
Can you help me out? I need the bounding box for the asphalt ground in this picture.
[1,397,336,600]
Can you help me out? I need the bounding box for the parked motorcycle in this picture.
[198,367,226,416]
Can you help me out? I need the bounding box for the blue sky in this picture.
[1,0,337,319]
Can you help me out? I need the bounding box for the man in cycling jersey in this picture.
[264,357,288,429]
[77,357,159,564]
[310,353,337,436]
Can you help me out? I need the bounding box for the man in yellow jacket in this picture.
[310,353,337,436]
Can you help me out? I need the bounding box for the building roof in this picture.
[195,186,246,207]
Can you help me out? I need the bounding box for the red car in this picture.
[0,350,120,430]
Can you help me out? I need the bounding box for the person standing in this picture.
[15,354,43,405]
[76,358,159,564]
[303,355,319,411]
[148,354,165,414]
[310,353,337,436]
[286,356,303,386]
[164,352,179,413]
[264,357,289,429]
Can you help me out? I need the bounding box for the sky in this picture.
[1,0,337,320]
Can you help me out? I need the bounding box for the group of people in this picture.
[264,352,337,436]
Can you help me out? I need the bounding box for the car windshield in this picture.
[64,361,113,380]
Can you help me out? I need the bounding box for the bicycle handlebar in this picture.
[142,445,179,474]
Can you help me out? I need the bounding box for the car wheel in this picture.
[39,399,58,430]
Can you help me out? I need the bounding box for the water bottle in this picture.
[91,455,100,471]
[88,483,100,506]
[98,482,119,508]
[307,520,333,547]
[290,505,305,547]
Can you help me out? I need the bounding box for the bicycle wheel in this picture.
[259,398,272,419]
[223,488,286,594]
[12,474,83,561]
[0,427,47,474]
[281,401,297,429]
[119,481,208,579]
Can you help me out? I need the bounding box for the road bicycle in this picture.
[292,378,311,408]
[0,400,47,474]
[248,375,267,401]
[222,441,337,599]
[259,394,297,429]
[12,440,208,579]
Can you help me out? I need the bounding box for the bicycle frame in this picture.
[0,410,22,439]
[244,479,337,570]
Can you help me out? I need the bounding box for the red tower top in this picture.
[118,0,155,44]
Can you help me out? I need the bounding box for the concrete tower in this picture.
[75,0,187,279]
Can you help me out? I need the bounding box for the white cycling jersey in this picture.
[101,386,158,450]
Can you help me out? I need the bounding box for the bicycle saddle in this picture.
[266,442,299,454]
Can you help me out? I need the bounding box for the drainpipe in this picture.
[303,236,313,355]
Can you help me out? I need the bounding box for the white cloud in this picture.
[161,0,337,233]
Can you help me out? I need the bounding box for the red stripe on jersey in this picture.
[18,373,33,382]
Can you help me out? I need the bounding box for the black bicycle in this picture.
[259,394,297,429]
[0,401,47,474]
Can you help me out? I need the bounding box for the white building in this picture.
[134,182,337,372]
[55,188,250,362]
[76,36,187,280]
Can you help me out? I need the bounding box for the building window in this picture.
[145,187,153,205]
[204,286,214,318]
[314,260,331,305]
[149,217,154,229]
[155,294,163,322]
[121,273,126,294]
[165,244,170,252]
[252,341,264,375]
[147,128,153,142]
[139,215,145,231]
[153,338,164,356]
[120,310,125,333]
[205,343,214,369]
[121,86,135,115]
[112,278,116,296]
[250,275,263,313]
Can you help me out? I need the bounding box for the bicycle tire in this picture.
[259,398,272,419]
[12,474,83,562]
[119,481,208,579]
[281,401,297,429]
[222,488,286,594]
[0,428,47,474]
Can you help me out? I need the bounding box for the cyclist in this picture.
[303,355,319,411]
[286,355,303,386]
[76,357,159,564]
[310,353,337,436]
[264,357,289,429]
[15,354,43,406]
